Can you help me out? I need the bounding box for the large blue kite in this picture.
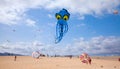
[55,8,70,43]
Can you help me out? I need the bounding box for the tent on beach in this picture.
[79,53,91,64]
[32,51,40,59]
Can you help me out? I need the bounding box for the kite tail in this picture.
[55,23,68,44]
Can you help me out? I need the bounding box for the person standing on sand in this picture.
[118,58,120,62]
[14,56,17,61]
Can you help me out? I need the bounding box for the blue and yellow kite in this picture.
[55,8,70,43]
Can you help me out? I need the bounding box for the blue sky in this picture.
[0,0,120,56]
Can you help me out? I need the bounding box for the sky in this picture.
[0,0,120,56]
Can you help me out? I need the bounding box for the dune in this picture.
[0,56,120,69]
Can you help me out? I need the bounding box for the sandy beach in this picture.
[0,56,120,69]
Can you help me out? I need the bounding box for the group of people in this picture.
[32,51,92,64]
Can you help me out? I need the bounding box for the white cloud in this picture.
[0,36,120,56]
[78,16,85,20]
[0,0,120,25]
[32,41,44,46]
[46,0,120,15]
[72,36,120,55]
[0,41,45,55]
[76,23,86,27]
[47,22,56,27]
[25,19,36,27]
[48,14,53,18]
[0,0,49,25]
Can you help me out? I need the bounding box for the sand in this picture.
[0,56,120,69]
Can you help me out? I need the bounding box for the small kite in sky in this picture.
[55,8,70,43]
[12,29,16,32]
[7,40,10,42]
[113,10,118,14]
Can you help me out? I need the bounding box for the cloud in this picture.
[72,36,120,56]
[32,41,44,46]
[47,22,56,27]
[25,19,36,27]
[0,0,49,25]
[78,16,85,20]
[46,0,120,15]
[76,23,86,27]
[0,0,120,25]
[0,36,120,56]
[48,14,53,18]
[0,41,45,55]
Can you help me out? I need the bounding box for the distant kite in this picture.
[79,53,91,64]
[113,10,118,14]
[7,40,10,42]
[12,29,16,32]
[32,51,40,59]
[55,8,70,43]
